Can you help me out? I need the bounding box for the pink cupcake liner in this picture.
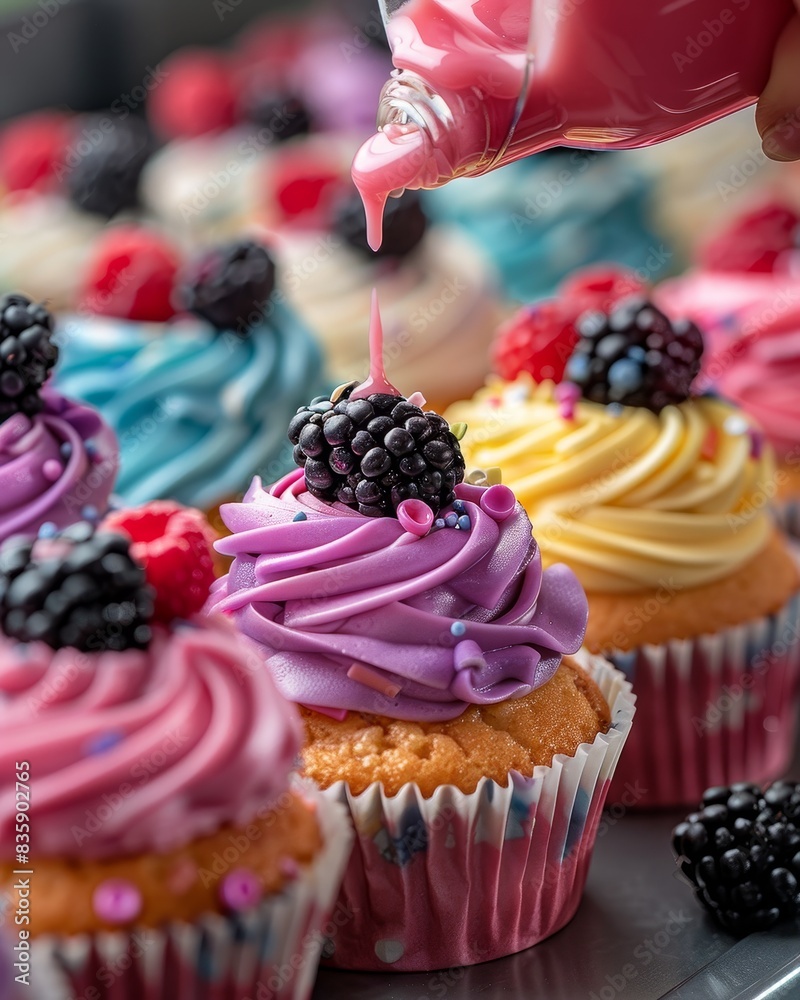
[608,591,800,810]
[318,653,635,972]
[30,784,353,1000]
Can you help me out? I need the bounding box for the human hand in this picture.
[756,1,800,161]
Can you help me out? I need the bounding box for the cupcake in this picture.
[0,293,118,542]
[422,150,672,304]
[446,293,800,808]
[0,504,352,1000]
[53,226,325,511]
[207,305,635,970]
[276,189,509,412]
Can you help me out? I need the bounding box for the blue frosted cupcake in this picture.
[54,227,325,510]
[423,150,675,303]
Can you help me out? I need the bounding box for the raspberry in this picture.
[333,189,427,259]
[673,781,800,935]
[65,115,153,219]
[0,293,57,423]
[0,111,72,193]
[147,49,239,140]
[700,202,800,274]
[560,265,647,313]
[492,301,578,383]
[103,501,217,623]
[289,388,465,517]
[177,239,276,331]
[0,522,153,653]
[80,226,181,322]
[268,149,342,225]
[565,296,704,412]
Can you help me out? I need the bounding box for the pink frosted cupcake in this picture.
[0,504,352,1000]
[206,309,634,971]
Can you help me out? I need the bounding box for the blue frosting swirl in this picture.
[423,151,675,303]
[53,305,325,509]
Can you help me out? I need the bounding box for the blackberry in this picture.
[243,88,312,141]
[0,293,57,423]
[333,189,427,259]
[65,116,153,219]
[288,386,465,517]
[178,239,277,331]
[0,523,154,653]
[564,296,704,413]
[672,781,800,935]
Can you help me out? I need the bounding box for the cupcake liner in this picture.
[607,590,800,810]
[30,783,353,1000]
[774,497,800,541]
[318,652,635,972]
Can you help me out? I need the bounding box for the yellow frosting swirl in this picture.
[445,378,774,594]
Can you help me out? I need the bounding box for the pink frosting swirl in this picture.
[0,618,301,860]
[0,387,118,541]
[207,470,588,721]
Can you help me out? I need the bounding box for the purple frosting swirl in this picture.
[0,387,118,542]
[208,469,588,721]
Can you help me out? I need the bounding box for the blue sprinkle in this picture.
[444,513,458,528]
[432,518,446,532]
[293,511,307,522]
[607,403,625,417]
[452,500,466,514]
[37,521,57,539]
[84,730,124,756]
[59,442,73,460]
[456,514,471,531]
[450,621,466,637]
[81,505,99,523]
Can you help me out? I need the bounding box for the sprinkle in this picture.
[700,427,718,461]
[293,511,307,522]
[432,518,446,532]
[480,484,516,521]
[396,498,433,537]
[466,469,488,486]
[303,703,348,721]
[454,639,487,672]
[407,391,427,407]
[347,662,402,698]
[280,857,300,881]
[41,459,61,482]
[456,514,471,531]
[221,869,263,912]
[487,396,501,408]
[37,521,57,539]
[749,428,764,460]
[59,442,73,460]
[607,403,625,418]
[81,505,99,523]
[555,382,581,421]
[504,383,530,404]
[486,467,502,486]
[167,858,198,895]
[450,422,468,441]
[444,512,458,528]
[84,730,124,756]
[723,414,749,437]
[450,621,466,637]
[452,499,465,514]
[93,879,143,925]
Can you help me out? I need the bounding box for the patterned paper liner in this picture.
[29,783,353,1000]
[607,590,800,810]
[318,652,635,972]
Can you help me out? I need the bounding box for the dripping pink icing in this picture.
[349,290,403,400]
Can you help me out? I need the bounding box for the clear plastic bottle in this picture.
[354,0,795,246]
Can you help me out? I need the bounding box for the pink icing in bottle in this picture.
[354,0,795,248]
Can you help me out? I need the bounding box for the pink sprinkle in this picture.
[488,396,501,408]
[749,429,764,459]
[42,459,62,482]
[480,484,516,522]
[347,661,402,699]
[93,879,143,925]
[396,498,434,536]
[302,703,348,721]
[280,857,300,880]
[407,391,427,407]
[221,869,263,912]
[555,382,581,421]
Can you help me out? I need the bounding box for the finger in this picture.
[756,13,800,161]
